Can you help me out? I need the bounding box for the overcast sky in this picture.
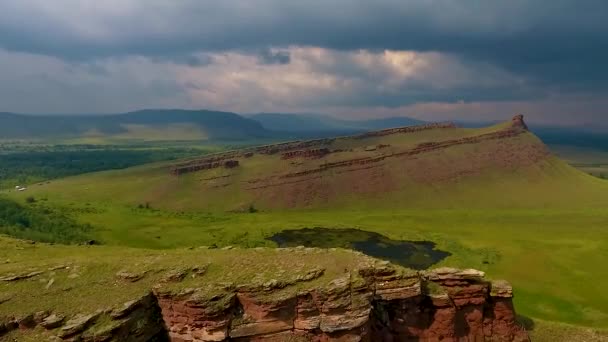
[1,0,607,126]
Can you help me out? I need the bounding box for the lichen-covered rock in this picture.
[425,267,485,281]
[161,268,190,283]
[0,270,43,282]
[491,279,514,298]
[110,292,153,319]
[58,312,101,338]
[16,314,36,329]
[33,310,50,324]
[0,317,18,335]
[41,314,65,329]
[115,270,144,282]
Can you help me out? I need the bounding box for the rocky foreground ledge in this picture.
[0,239,528,341]
[2,266,529,342]
[155,266,529,342]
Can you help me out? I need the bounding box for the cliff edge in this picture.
[0,237,528,342]
[156,265,529,342]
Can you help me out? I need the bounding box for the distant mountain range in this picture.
[249,113,608,151]
[18,115,607,212]
[248,113,425,135]
[0,110,269,141]
[0,110,427,142]
[0,110,606,150]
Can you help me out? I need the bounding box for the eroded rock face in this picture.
[3,267,528,341]
[155,266,529,342]
[1,292,167,341]
[247,122,548,194]
[282,148,331,160]
[169,122,457,177]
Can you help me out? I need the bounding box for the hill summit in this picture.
[150,114,583,210]
[13,114,608,212]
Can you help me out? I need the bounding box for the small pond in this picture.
[267,227,450,270]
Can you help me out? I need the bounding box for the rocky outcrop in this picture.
[354,122,457,139]
[171,159,240,176]
[1,266,528,341]
[224,160,240,169]
[267,124,539,182]
[169,116,532,178]
[254,139,335,156]
[2,292,167,341]
[155,266,528,342]
[282,148,331,160]
[169,122,458,176]
[511,114,528,130]
[0,270,43,282]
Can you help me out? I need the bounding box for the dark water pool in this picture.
[267,227,450,270]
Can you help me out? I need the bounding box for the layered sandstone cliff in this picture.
[3,263,528,341]
[169,122,457,176]
[156,265,529,342]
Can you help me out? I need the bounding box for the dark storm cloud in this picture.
[2,1,607,83]
[257,48,291,65]
[149,54,213,67]
[0,0,607,116]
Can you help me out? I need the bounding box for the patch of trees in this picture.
[0,148,201,189]
[0,197,92,243]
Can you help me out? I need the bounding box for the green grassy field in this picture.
[4,203,606,329]
[551,144,608,179]
[4,235,604,342]
[1,121,608,339]
[0,236,378,317]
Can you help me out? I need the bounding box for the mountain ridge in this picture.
[0,109,270,141]
[14,115,608,212]
[248,112,425,133]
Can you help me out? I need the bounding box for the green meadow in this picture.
[2,123,608,340]
[4,177,608,330]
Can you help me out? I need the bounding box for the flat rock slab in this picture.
[41,314,65,329]
[0,271,43,282]
[58,312,100,338]
[115,270,144,282]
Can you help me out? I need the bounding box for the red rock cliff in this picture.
[155,266,529,342]
[1,264,528,341]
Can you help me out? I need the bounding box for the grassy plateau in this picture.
[1,119,608,340]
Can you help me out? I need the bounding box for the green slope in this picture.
[10,119,606,212]
[2,117,608,330]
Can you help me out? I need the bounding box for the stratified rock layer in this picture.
[1,261,528,341]
[155,266,529,342]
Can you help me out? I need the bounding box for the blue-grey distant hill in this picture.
[0,110,270,141]
[455,120,608,151]
[249,113,425,135]
[250,113,608,151]
[2,110,606,150]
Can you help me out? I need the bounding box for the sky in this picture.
[0,1,607,126]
